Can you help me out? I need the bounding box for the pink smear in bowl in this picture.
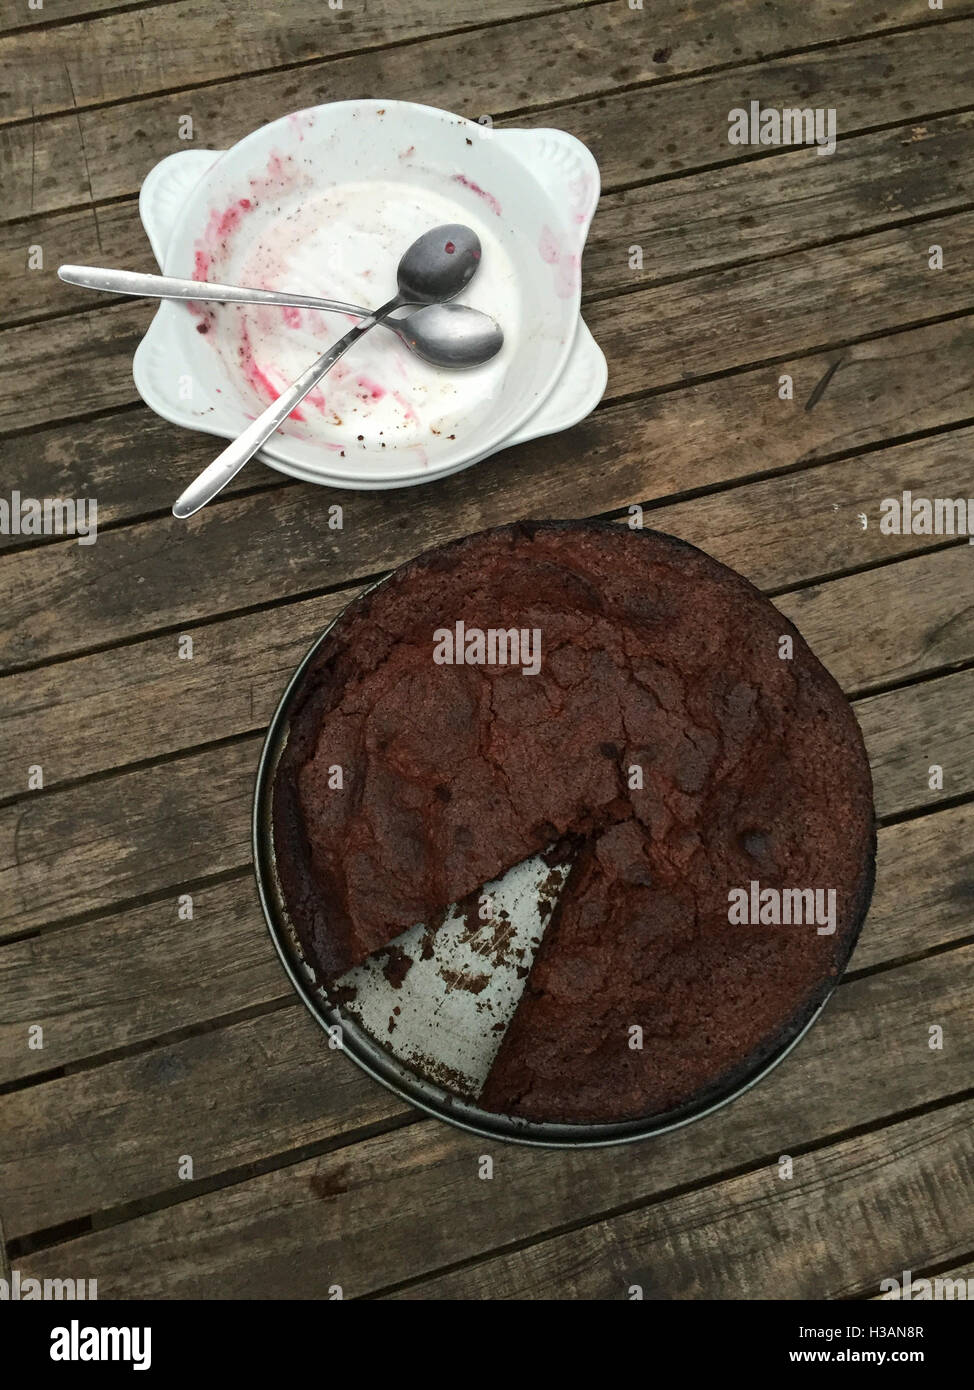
[539,224,581,300]
[182,152,518,455]
[205,198,253,242]
[356,375,387,402]
[237,322,306,422]
[452,174,502,217]
[391,389,419,424]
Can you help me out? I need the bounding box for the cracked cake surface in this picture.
[272,521,875,1125]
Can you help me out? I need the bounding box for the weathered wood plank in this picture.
[0,405,277,545]
[644,429,974,598]
[858,668,974,820]
[0,1,184,39]
[4,16,972,222]
[2,311,971,556]
[775,545,974,696]
[2,403,972,685]
[0,299,151,431]
[0,1004,411,1242]
[0,198,148,326]
[592,208,974,395]
[862,802,974,973]
[6,110,974,330]
[393,1100,974,1300]
[586,111,974,300]
[0,738,257,935]
[555,20,974,192]
[0,112,88,219]
[1,659,970,940]
[0,875,286,1083]
[2,0,968,1308]
[2,465,972,791]
[3,0,958,126]
[10,952,972,1291]
[0,0,598,121]
[1,797,968,1086]
[0,589,343,790]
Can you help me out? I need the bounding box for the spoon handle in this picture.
[58,264,386,323]
[172,295,404,520]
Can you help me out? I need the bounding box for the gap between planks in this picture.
[3,5,967,1295]
[2,0,966,133]
[0,1,186,42]
[4,123,974,467]
[1,409,972,687]
[8,1016,973,1287]
[3,353,972,561]
[375,1094,974,1300]
[3,13,973,228]
[0,1,617,127]
[0,664,969,1094]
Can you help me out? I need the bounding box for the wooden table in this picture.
[1,0,972,1301]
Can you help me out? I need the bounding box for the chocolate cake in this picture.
[272,521,875,1126]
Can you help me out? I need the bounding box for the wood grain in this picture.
[3,219,974,671]
[392,1100,974,1299]
[3,0,959,125]
[0,738,257,936]
[13,412,974,695]
[9,952,971,1290]
[587,111,974,297]
[0,1003,411,1243]
[0,875,287,1084]
[0,1,185,39]
[862,803,974,972]
[2,0,972,1303]
[0,0,602,120]
[775,545,974,696]
[4,17,972,222]
[858,668,974,822]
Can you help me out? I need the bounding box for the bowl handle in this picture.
[503,317,607,448]
[139,149,225,268]
[491,126,601,238]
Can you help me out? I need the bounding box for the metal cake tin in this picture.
[252,524,874,1148]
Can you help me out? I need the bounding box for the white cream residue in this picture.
[198,179,520,455]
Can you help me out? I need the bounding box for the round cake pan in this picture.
[252,537,868,1149]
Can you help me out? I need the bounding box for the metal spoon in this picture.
[57,264,502,369]
[172,224,484,520]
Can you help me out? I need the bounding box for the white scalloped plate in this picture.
[133,101,607,491]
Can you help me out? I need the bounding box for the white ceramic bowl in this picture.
[134,100,607,491]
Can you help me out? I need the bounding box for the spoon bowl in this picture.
[395,223,482,303]
[397,302,502,368]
